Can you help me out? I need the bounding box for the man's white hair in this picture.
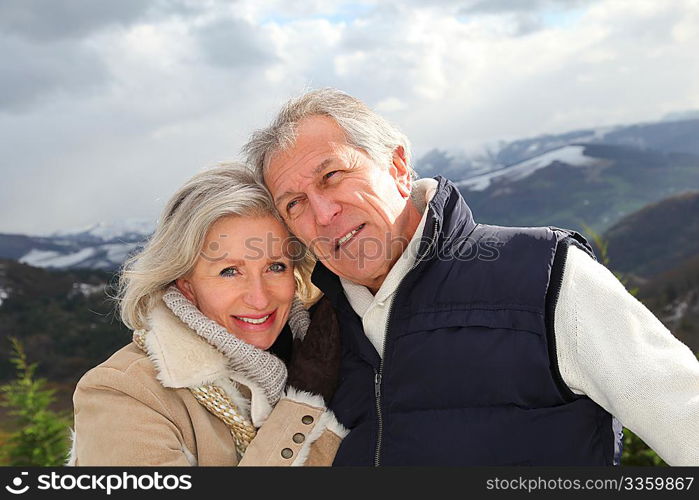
[242,88,416,181]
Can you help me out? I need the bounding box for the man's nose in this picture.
[308,192,341,226]
[243,276,271,310]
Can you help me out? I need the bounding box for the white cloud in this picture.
[1,0,698,234]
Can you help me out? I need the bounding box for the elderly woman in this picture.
[69,166,344,466]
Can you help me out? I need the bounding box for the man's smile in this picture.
[335,223,366,250]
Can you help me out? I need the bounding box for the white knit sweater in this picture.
[340,179,699,466]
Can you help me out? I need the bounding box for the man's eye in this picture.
[286,199,299,212]
[268,262,287,273]
[219,267,239,277]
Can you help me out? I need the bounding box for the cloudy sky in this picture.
[1,0,698,235]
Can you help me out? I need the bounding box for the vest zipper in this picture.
[545,238,578,402]
[373,219,439,466]
[373,370,383,466]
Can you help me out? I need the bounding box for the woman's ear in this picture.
[175,278,198,306]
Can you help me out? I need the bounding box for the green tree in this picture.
[0,337,71,466]
[583,224,666,466]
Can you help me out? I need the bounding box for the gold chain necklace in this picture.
[132,330,257,458]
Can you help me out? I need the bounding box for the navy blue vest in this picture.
[312,176,621,466]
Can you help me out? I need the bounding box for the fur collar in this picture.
[141,300,273,426]
[144,300,231,389]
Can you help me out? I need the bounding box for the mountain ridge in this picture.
[604,191,699,278]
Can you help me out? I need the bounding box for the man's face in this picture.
[264,115,414,292]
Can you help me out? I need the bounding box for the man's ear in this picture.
[175,278,198,306]
[389,145,412,199]
[389,146,413,199]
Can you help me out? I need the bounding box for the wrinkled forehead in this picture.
[262,115,351,167]
[263,115,352,191]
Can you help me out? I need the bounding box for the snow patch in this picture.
[20,248,97,268]
[665,299,690,324]
[456,145,600,191]
[0,287,9,307]
[71,282,106,298]
[525,143,541,153]
[104,242,142,262]
[16,241,142,271]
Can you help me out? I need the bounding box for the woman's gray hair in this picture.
[242,87,416,181]
[117,164,319,331]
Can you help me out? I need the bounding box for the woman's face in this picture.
[176,215,296,350]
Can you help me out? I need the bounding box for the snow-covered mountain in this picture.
[51,220,155,244]
[18,243,143,270]
[0,219,154,271]
[415,115,699,180]
[413,116,699,233]
[455,145,605,191]
[459,141,699,233]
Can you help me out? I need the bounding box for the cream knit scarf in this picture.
[162,286,309,407]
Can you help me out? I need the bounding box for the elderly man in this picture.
[243,88,699,466]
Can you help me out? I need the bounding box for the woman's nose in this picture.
[242,277,271,310]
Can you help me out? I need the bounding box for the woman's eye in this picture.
[219,267,239,277]
[324,170,339,180]
[268,262,287,273]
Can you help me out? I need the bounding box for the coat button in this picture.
[293,433,305,444]
[281,448,293,459]
[301,415,314,425]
